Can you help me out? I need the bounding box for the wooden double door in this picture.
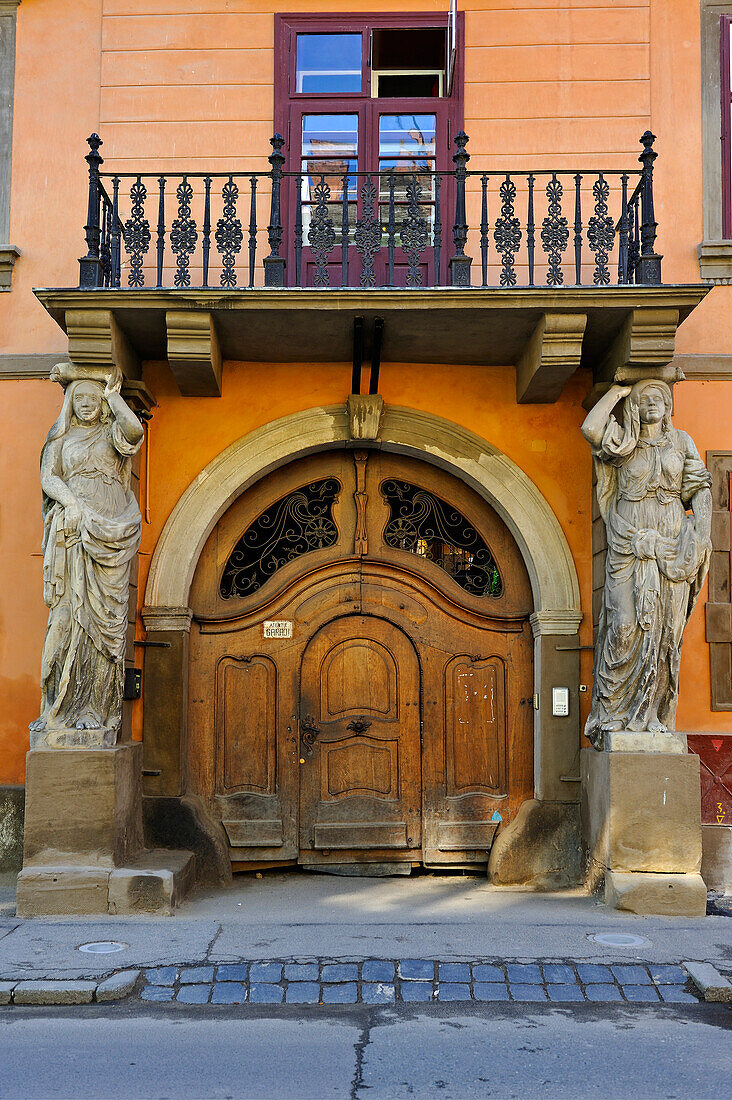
[188,450,533,869]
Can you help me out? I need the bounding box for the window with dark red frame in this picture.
[722,14,732,237]
[274,12,464,287]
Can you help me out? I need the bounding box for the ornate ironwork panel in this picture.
[401,174,429,287]
[587,175,615,286]
[354,176,381,288]
[215,176,243,287]
[540,174,569,286]
[170,178,198,288]
[220,478,341,599]
[493,176,522,287]
[123,177,151,288]
[380,479,503,598]
[307,176,336,287]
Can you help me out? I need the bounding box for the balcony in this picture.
[35,131,708,401]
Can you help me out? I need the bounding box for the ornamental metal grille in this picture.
[220,478,341,599]
[380,479,503,597]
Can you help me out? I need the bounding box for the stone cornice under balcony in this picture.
[35,285,708,401]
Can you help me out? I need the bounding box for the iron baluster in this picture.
[433,173,442,286]
[354,175,380,288]
[100,198,112,287]
[386,173,396,287]
[587,173,614,286]
[618,174,630,284]
[526,174,535,287]
[638,130,661,283]
[341,172,349,288]
[79,133,104,288]
[156,176,166,288]
[294,174,303,287]
[216,175,243,288]
[307,174,335,287]
[401,173,429,288]
[110,176,121,288]
[573,173,582,285]
[170,177,197,288]
[494,175,521,287]
[249,175,258,288]
[541,174,569,286]
[264,133,286,287]
[449,130,471,286]
[480,174,489,287]
[202,176,211,288]
[124,175,150,288]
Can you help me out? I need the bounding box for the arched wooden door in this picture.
[299,616,421,858]
[188,448,533,870]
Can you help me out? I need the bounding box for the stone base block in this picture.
[34,727,116,750]
[701,825,732,892]
[16,850,194,917]
[23,744,144,867]
[604,730,688,754]
[16,867,110,916]
[582,747,703,875]
[108,849,195,915]
[605,870,707,916]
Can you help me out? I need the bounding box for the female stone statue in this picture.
[30,369,143,744]
[581,379,712,748]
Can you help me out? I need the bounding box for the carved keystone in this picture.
[165,310,222,397]
[348,394,384,440]
[516,312,587,404]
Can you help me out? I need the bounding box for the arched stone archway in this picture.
[141,404,583,815]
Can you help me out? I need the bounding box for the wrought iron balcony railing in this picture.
[78,131,662,292]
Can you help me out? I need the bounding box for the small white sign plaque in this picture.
[263,620,293,639]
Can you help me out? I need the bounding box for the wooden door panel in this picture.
[300,615,421,858]
[321,639,397,719]
[217,655,277,794]
[445,655,506,796]
[321,736,399,800]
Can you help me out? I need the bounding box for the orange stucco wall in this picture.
[2,0,732,784]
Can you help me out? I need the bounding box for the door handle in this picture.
[300,715,321,757]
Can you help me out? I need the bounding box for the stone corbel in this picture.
[583,307,683,410]
[165,310,222,397]
[65,308,140,380]
[0,245,20,290]
[515,313,587,404]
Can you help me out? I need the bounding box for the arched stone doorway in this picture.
[142,405,583,882]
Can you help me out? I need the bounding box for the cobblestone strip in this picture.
[134,959,700,1006]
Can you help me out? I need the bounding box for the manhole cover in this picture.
[77,941,128,954]
[589,933,650,948]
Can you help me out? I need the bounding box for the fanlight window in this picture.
[220,478,341,599]
[380,479,503,597]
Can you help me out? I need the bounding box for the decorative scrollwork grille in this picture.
[219,478,341,599]
[380,479,503,598]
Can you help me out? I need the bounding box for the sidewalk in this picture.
[1,872,730,1005]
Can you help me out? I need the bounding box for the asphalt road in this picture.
[0,1001,730,1100]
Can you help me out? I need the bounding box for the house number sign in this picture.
[263,620,293,639]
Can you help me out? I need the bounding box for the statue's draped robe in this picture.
[587,419,711,747]
[38,421,142,733]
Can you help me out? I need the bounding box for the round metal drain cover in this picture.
[77,941,128,954]
[589,933,650,948]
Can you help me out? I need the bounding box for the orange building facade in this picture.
[1,1,731,909]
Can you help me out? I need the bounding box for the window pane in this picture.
[302,114,359,158]
[296,33,362,94]
[379,115,436,159]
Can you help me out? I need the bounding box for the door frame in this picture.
[142,405,583,807]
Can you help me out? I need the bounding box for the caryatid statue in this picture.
[29,365,144,747]
[581,379,712,749]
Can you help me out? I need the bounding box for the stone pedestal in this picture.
[17,744,194,916]
[581,746,707,916]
